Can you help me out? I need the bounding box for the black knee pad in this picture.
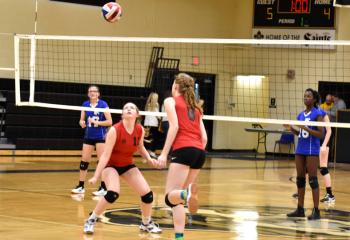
[309,176,319,189]
[141,191,153,204]
[104,191,119,203]
[165,194,178,208]
[79,161,89,171]
[320,167,329,176]
[296,177,306,189]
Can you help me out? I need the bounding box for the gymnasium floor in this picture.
[0,155,350,240]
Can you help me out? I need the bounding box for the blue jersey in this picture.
[295,107,322,155]
[82,99,109,140]
[318,107,327,118]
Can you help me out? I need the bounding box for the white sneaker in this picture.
[139,220,162,233]
[92,187,107,196]
[187,183,198,214]
[84,218,96,234]
[320,193,336,203]
[71,186,85,194]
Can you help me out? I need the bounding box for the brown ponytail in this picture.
[175,73,203,114]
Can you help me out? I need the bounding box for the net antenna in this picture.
[13,34,350,128]
[29,0,39,103]
[34,0,39,34]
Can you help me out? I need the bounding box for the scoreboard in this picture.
[50,0,109,6]
[254,0,335,28]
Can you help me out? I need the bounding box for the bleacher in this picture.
[1,79,150,150]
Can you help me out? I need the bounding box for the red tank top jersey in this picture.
[108,121,142,167]
[172,96,204,151]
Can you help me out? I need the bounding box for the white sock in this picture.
[142,216,151,225]
[89,211,98,221]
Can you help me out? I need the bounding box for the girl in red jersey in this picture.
[157,73,207,240]
[319,112,335,203]
[83,102,162,235]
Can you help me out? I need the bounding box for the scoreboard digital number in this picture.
[254,0,335,28]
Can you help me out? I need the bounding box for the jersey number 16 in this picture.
[298,118,310,139]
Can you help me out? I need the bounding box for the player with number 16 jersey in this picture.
[296,107,323,156]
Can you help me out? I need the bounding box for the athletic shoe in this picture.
[292,193,299,199]
[92,187,107,196]
[308,208,321,220]
[320,193,335,203]
[139,220,162,233]
[187,183,199,214]
[287,207,305,218]
[83,218,96,234]
[71,186,85,194]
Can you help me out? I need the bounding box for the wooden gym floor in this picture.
[0,154,350,240]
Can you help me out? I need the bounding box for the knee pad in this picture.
[320,167,329,176]
[80,161,89,170]
[296,177,306,189]
[309,176,319,189]
[165,194,178,208]
[141,191,153,204]
[104,191,119,203]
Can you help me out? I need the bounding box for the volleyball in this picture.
[102,2,122,23]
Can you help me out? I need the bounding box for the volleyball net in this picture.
[12,34,350,128]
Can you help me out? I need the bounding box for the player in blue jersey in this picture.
[292,105,335,203]
[71,85,113,197]
[291,103,335,203]
[285,88,324,220]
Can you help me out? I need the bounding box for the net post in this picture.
[29,35,36,103]
[14,35,21,105]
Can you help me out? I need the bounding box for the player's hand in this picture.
[297,125,306,130]
[157,154,167,169]
[88,117,95,125]
[141,158,147,164]
[79,120,86,128]
[88,176,98,185]
[283,124,292,131]
[320,145,328,152]
[147,158,158,167]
